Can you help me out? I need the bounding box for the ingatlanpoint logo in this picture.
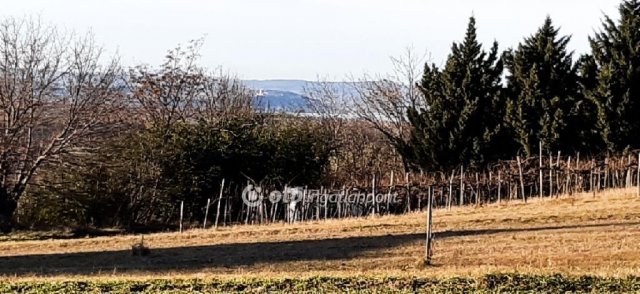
[241,185,399,207]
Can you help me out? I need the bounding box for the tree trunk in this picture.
[0,191,17,233]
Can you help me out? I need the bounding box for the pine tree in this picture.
[408,17,506,171]
[504,17,590,156]
[585,0,640,151]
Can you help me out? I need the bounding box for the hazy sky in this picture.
[1,0,621,80]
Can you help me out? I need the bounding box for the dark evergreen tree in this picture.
[408,17,507,171]
[504,17,592,156]
[585,0,640,151]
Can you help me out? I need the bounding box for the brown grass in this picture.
[1,188,639,281]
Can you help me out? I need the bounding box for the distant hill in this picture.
[243,80,311,95]
[253,89,311,112]
[244,79,355,112]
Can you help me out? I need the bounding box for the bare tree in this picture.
[350,48,427,171]
[121,41,257,225]
[129,39,205,136]
[130,40,255,131]
[0,17,124,231]
[196,68,255,124]
[304,79,352,144]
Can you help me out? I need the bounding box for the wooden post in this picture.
[223,191,230,226]
[372,174,377,215]
[566,156,572,195]
[405,172,411,212]
[539,142,543,199]
[629,155,633,189]
[627,155,632,189]
[517,156,526,203]
[597,163,602,194]
[497,170,502,204]
[459,165,465,206]
[317,187,322,220]
[273,184,282,223]
[179,200,184,233]
[604,158,609,189]
[475,173,480,205]
[339,185,345,218]
[589,164,596,196]
[303,187,308,221]
[387,171,394,214]
[637,152,640,196]
[579,157,583,192]
[425,186,434,265]
[324,186,328,220]
[203,198,211,229]
[549,153,553,198]
[448,170,454,210]
[556,151,561,196]
[214,179,225,229]
[489,171,492,203]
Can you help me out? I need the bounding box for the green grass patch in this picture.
[1,274,639,293]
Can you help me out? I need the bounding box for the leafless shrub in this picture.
[0,17,124,231]
[349,48,427,171]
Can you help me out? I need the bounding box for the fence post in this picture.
[517,156,526,203]
[372,174,377,215]
[568,157,573,194]
[425,186,434,265]
[556,151,561,197]
[539,142,543,199]
[475,172,480,205]
[459,165,465,206]
[497,170,502,204]
[214,179,225,229]
[549,153,553,198]
[203,198,211,229]
[179,200,184,233]
[405,172,411,212]
[448,170,454,210]
[386,171,394,214]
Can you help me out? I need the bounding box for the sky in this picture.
[1,0,621,81]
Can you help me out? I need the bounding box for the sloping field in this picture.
[0,189,639,292]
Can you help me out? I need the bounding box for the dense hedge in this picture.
[17,116,334,229]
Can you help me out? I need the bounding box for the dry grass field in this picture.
[0,188,639,283]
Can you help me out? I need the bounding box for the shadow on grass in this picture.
[1,225,182,242]
[0,221,635,275]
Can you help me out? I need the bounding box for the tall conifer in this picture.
[504,17,589,155]
[408,17,506,170]
[586,0,640,151]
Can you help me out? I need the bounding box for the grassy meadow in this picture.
[1,188,639,292]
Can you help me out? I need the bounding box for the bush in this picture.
[16,115,334,230]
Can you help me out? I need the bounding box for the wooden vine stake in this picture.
[459,165,465,206]
[425,186,434,265]
[179,200,184,233]
[405,172,411,212]
[448,170,454,210]
[214,179,226,229]
[497,170,502,204]
[517,156,526,203]
[371,174,377,215]
[203,198,211,229]
[387,171,395,214]
[539,142,543,199]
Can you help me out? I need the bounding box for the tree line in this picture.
[0,26,336,231]
[1,0,639,232]
[405,1,640,172]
